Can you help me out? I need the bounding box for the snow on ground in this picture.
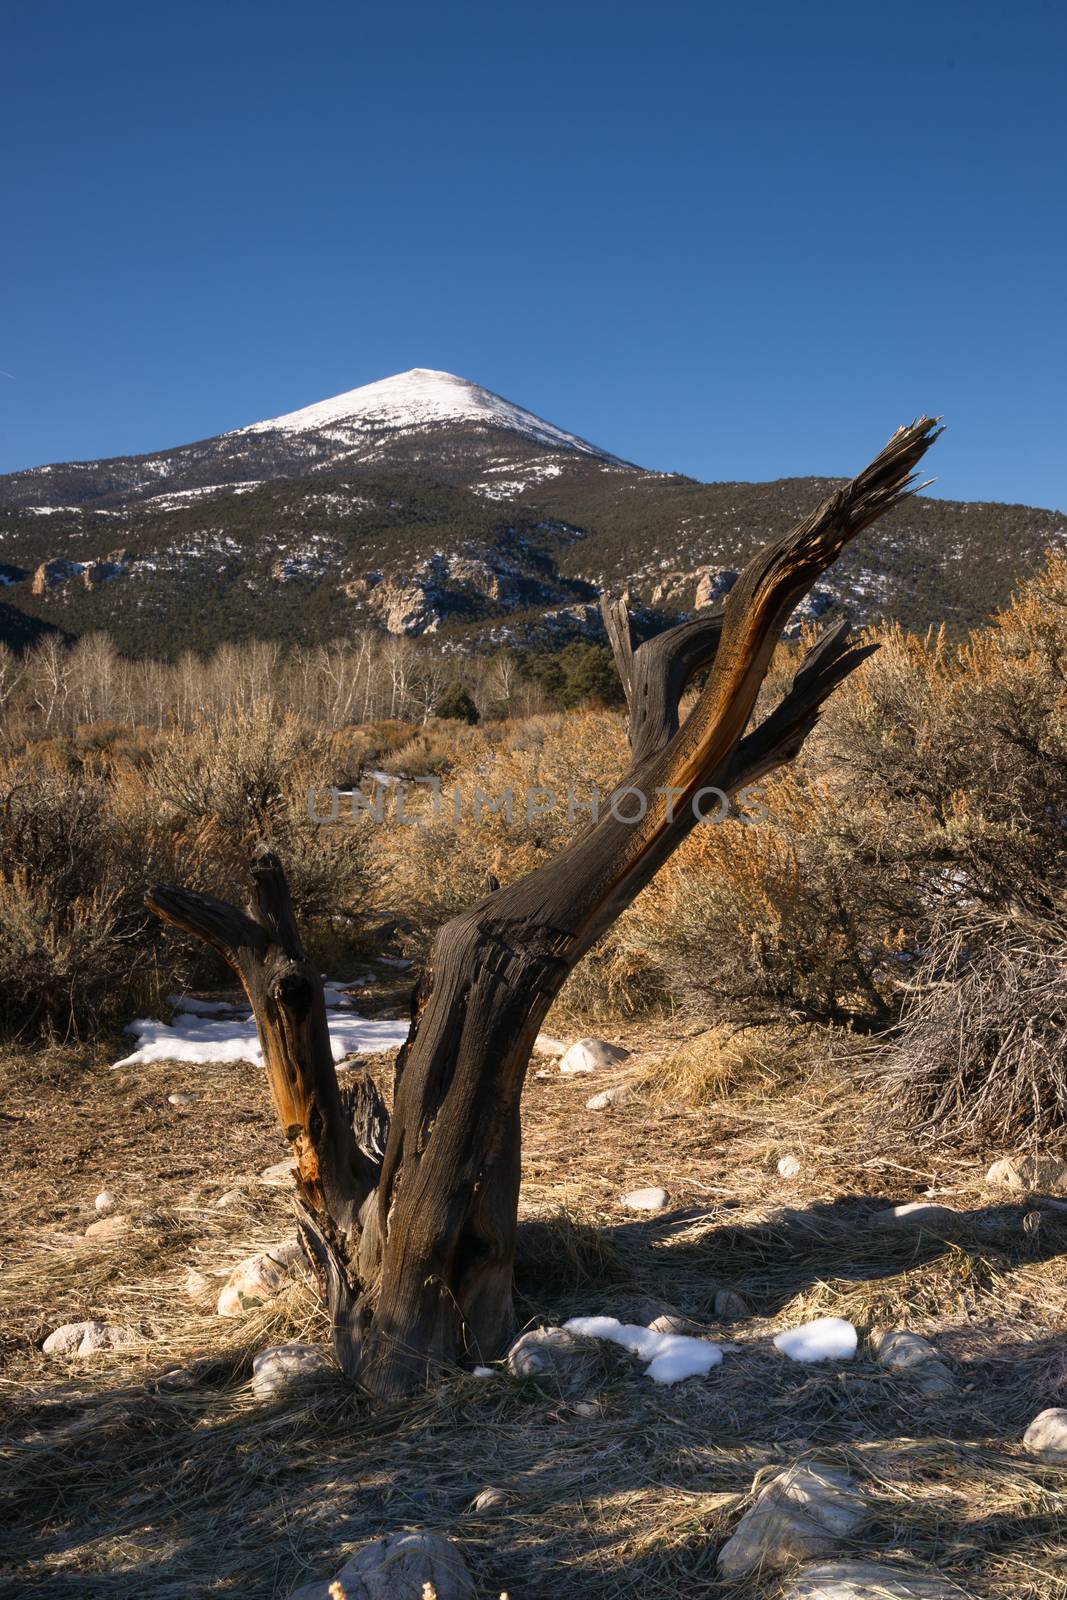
[113,985,407,1069]
[232,368,612,458]
[564,1316,724,1385]
[773,1317,858,1363]
[165,993,243,1017]
[141,481,263,511]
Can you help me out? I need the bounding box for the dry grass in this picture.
[877,910,1067,1146]
[1,1018,1066,1599]
[631,1024,805,1108]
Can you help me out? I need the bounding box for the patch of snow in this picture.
[141,481,263,511]
[774,1317,858,1363]
[113,988,407,1069]
[168,992,247,1017]
[232,368,612,459]
[564,1314,724,1385]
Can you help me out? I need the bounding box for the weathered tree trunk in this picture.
[148,417,940,1398]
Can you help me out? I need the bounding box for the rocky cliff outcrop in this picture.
[359,542,596,636]
[32,549,134,595]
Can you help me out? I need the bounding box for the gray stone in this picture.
[507,1325,582,1379]
[217,1240,308,1316]
[505,1325,601,1394]
[987,1154,1067,1195]
[84,1213,130,1242]
[621,1185,669,1212]
[782,1559,958,1598]
[287,1530,475,1600]
[532,1033,567,1058]
[259,1158,298,1188]
[717,1462,867,1579]
[468,1486,510,1513]
[252,1343,335,1401]
[713,1287,751,1320]
[559,1037,630,1075]
[182,1268,215,1303]
[648,1313,704,1336]
[871,1329,956,1398]
[42,1320,135,1358]
[1023,1406,1067,1463]
[871,1201,962,1233]
[167,1091,197,1108]
[586,1085,629,1111]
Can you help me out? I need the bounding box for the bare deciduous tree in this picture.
[147,419,940,1398]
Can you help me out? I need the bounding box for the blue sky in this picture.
[3,1,1065,508]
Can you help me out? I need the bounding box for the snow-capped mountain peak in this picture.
[233,368,613,458]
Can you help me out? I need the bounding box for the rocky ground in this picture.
[1,979,1066,1599]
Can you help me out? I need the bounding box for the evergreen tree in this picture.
[435,682,480,723]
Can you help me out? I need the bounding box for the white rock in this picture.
[214,1188,244,1208]
[259,1158,298,1188]
[621,1186,669,1212]
[782,1558,958,1598]
[469,1486,510,1512]
[559,1037,630,1075]
[774,1318,858,1363]
[251,1343,334,1401]
[287,1530,476,1600]
[507,1325,583,1379]
[714,1287,751,1320]
[183,1268,214,1302]
[586,1086,629,1111]
[217,1241,307,1316]
[84,1213,130,1242]
[717,1462,867,1578]
[94,1190,116,1213]
[42,1320,135,1358]
[532,1033,567,1058]
[987,1154,1067,1195]
[1023,1406,1067,1463]
[471,1365,497,1378]
[167,1091,197,1108]
[777,1154,802,1178]
[871,1329,956,1397]
[648,1313,702,1336]
[872,1201,961,1232]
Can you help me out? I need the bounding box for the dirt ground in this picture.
[1,998,1066,1599]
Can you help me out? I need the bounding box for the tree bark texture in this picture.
[148,417,940,1396]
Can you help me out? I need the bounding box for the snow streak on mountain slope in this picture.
[232,368,614,458]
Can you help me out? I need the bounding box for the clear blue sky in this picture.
[3,0,1065,509]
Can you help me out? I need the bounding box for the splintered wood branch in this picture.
[147,416,942,1400]
[599,589,637,708]
[725,618,880,790]
[352,417,941,1397]
[146,849,385,1376]
[601,592,725,763]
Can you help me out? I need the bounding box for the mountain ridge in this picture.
[1,371,1064,657]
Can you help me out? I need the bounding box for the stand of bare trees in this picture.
[0,630,533,742]
[147,419,940,1399]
